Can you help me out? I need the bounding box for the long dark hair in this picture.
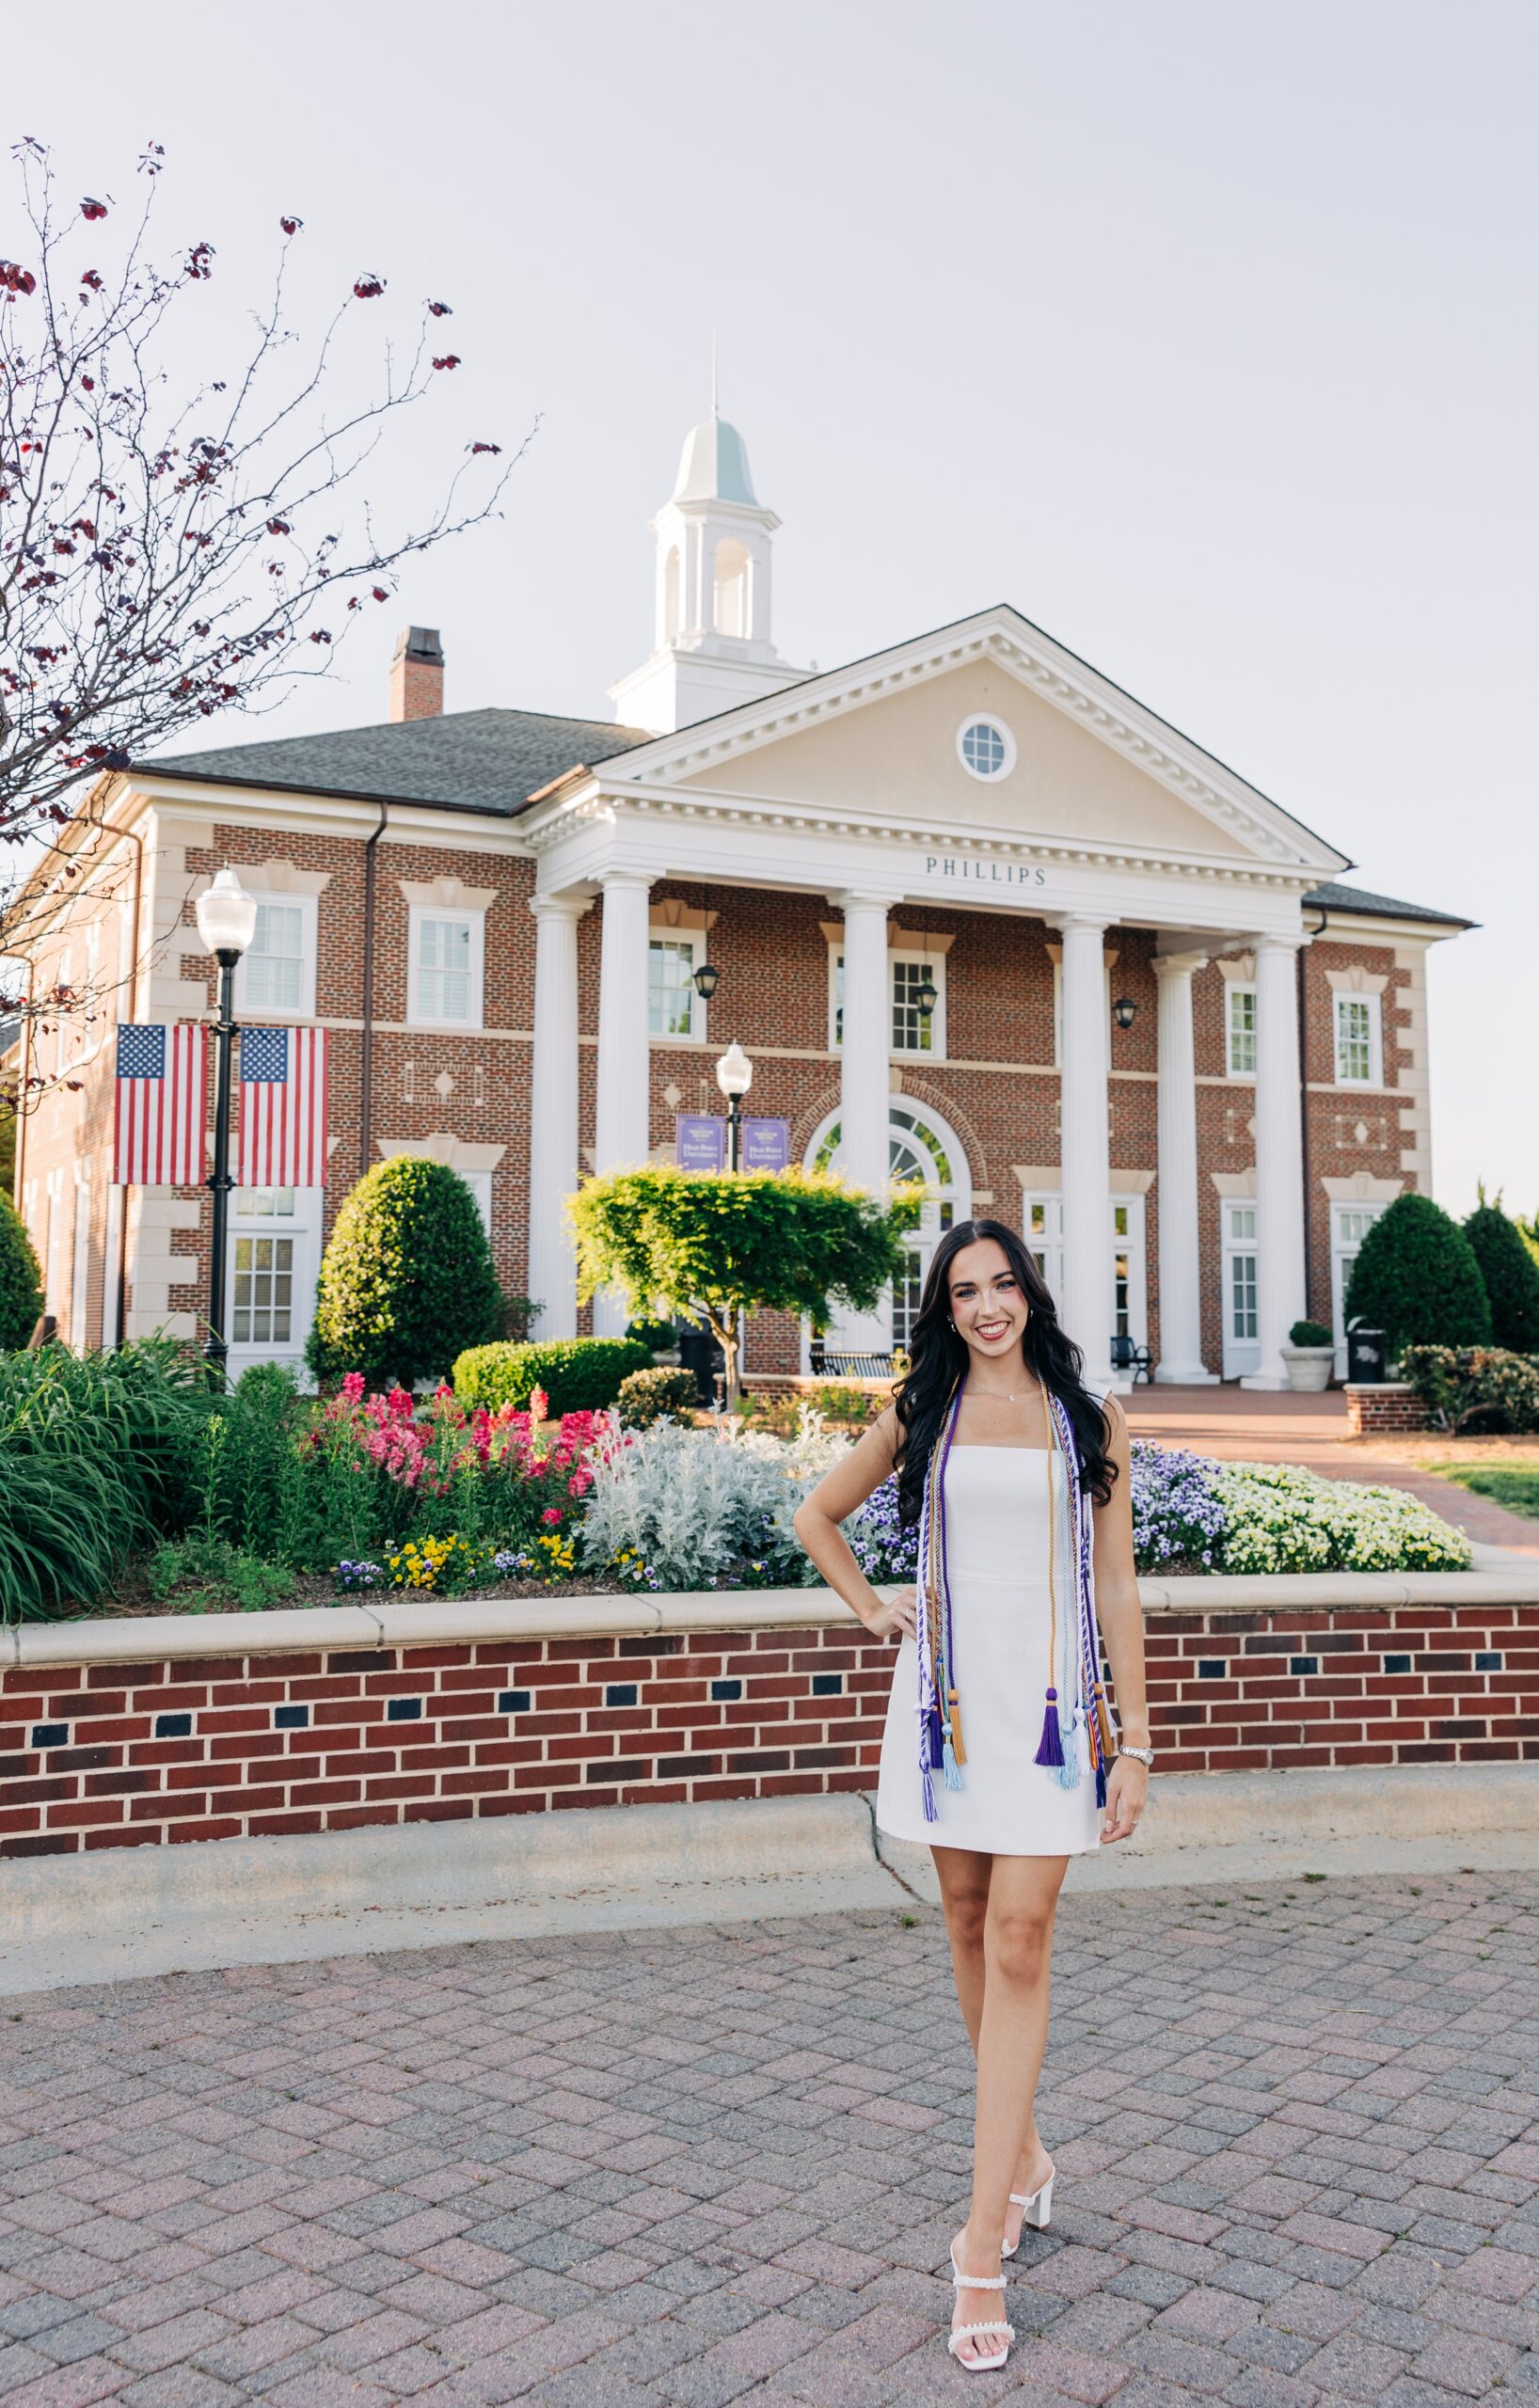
[894,1217,1116,1525]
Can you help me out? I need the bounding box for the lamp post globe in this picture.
[715,1041,754,1171]
[195,869,257,1383]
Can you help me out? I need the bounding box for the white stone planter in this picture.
[1281,1342,1336,1393]
[652,1348,681,1366]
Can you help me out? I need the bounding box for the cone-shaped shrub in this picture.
[0,1193,43,1351]
[1462,1202,1539,1354]
[1344,1191,1491,1354]
[306,1157,504,1392]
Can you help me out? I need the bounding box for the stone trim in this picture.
[396,875,499,912]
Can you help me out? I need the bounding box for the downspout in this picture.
[1298,906,1329,1323]
[359,800,389,1178]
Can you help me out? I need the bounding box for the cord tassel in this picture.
[942,1729,963,1791]
[1095,1761,1107,1811]
[927,1706,945,1769]
[922,1763,938,1823]
[1034,1685,1065,1768]
[946,1688,966,1768]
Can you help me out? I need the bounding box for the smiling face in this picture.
[946,1234,1029,1368]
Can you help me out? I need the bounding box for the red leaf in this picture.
[432,354,460,371]
[80,374,95,391]
[309,629,332,644]
[353,273,386,299]
[80,268,103,293]
[0,260,36,296]
[280,214,304,235]
[266,517,291,536]
[80,197,108,221]
[371,586,389,602]
[428,299,452,317]
[469,440,501,455]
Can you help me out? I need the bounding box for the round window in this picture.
[958,715,1014,780]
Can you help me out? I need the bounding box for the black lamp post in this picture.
[194,869,258,1382]
[715,1040,754,1171]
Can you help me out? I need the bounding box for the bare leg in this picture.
[945,1852,1068,2364]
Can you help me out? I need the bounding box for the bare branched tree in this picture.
[0,134,530,1114]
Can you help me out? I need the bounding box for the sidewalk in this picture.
[1126,1385,1539,1555]
[2,1871,1536,2404]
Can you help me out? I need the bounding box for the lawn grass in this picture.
[1428,1462,1539,1521]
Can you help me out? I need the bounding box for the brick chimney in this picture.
[389,626,444,721]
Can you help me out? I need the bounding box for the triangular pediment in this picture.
[597,609,1347,876]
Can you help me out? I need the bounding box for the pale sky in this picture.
[29,0,1538,1217]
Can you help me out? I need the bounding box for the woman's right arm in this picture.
[792,1409,918,1644]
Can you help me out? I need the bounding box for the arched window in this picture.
[807,1101,971,1355]
[663,546,681,643]
[712,538,751,640]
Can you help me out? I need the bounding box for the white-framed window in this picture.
[457,1168,493,1232]
[649,935,705,1040]
[236,894,318,1021]
[229,1185,322,1376]
[407,905,484,1030]
[956,714,1016,782]
[808,1099,969,1357]
[1227,983,1258,1078]
[829,953,945,1057]
[1334,992,1382,1087]
[1221,1201,1260,1378]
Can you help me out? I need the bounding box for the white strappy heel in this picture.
[947,2240,1016,2372]
[1001,2161,1055,2258]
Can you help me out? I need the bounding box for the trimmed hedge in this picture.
[453,1336,651,1418]
[307,1157,505,1392]
[617,1367,699,1429]
[1344,1192,1491,1354]
[1463,1204,1539,1354]
[1399,1344,1539,1434]
[0,1192,43,1352]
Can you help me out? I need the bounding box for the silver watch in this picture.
[1115,1744,1154,1769]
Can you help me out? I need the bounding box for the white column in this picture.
[1241,933,1309,1390]
[1152,951,1216,1385]
[527,892,590,1341]
[1057,914,1113,1394]
[591,869,654,1338]
[832,890,891,1353]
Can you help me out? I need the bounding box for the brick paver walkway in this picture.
[2,1873,1538,2404]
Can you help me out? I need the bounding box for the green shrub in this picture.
[1213,1460,1470,1574]
[202,1363,310,1559]
[452,1336,650,1418]
[1399,1343,1539,1434]
[0,1192,42,1351]
[626,1316,677,1353]
[146,1535,296,1614]
[1289,1320,1333,1349]
[1463,1204,1539,1354]
[617,1367,698,1428]
[307,1157,504,1392]
[1344,1193,1491,1354]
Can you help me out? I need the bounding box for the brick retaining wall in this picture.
[1345,1382,1432,1434]
[2,1597,1534,1857]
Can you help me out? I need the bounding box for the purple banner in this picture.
[675,1113,726,1171]
[742,1117,790,1172]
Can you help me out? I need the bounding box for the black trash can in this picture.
[1346,1324,1386,1384]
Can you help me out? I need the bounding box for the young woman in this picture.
[794,1219,1150,2373]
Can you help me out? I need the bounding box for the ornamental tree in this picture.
[1344,1191,1492,1355]
[307,1156,505,1392]
[0,135,527,1071]
[1463,1196,1539,1354]
[568,1165,916,1402]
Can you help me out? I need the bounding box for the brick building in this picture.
[11,410,1469,1389]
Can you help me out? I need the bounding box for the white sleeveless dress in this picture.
[875,1445,1103,1856]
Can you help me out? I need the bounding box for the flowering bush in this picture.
[1212,1460,1470,1574]
[846,1477,918,1582]
[577,1406,850,1591]
[1398,1345,1539,1435]
[1129,1441,1226,1572]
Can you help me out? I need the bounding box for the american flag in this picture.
[238,1026,328,1186]
[114,1024,208,1186]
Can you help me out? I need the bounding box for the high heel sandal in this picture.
[1001,2162,1055,2258]
[947,2241,1016,2372]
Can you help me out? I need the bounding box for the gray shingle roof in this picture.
[1303,880,1473,930]
[138,708,653,816]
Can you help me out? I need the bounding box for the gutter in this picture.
[358,800,389,1178]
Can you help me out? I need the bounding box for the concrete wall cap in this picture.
[8,1569,1539,1671]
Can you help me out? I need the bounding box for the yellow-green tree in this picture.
[568,1166,915,1402]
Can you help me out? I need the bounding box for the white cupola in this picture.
[610,405,807,734]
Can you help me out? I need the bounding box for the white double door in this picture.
[1023,1194,1148,1362]
[1220,1201,1260,1381]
